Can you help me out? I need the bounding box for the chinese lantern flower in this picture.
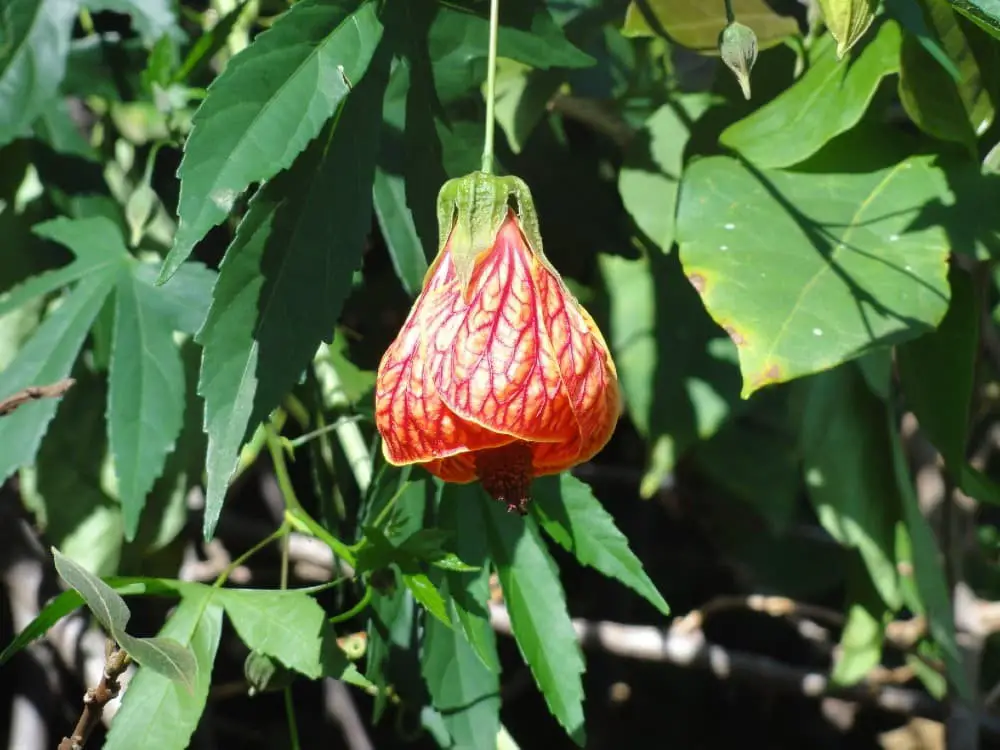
[374,173,621,513]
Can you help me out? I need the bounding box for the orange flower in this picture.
[374,173,620,513]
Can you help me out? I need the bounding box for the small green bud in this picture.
[718,21,758,101]
[244,651,295,696]
[818,0,877,59]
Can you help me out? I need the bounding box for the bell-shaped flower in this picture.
[375,173,620,512]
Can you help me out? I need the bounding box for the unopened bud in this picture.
[719,22,758,100]
[818,0,877,59]
[244,651,295,696]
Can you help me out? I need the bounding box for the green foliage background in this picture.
[4,0,1000,747]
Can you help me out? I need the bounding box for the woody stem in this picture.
[481,0,500,174]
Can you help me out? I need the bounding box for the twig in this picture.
[57,643,131,750]
[486,602,1000,735]
[0,378,75,416]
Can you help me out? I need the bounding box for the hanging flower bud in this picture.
[375,172,621,513]
[818,0,877,59]
[719,21,758,100]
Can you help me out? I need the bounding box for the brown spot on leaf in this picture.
[687,273,707,294]
[722,324,746,347]
[751,363,783,391]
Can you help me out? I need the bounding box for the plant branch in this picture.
[57,643,131,750]
[0,378,75,417]
[487,602,1000,734]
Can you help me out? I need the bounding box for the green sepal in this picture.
[434,172,546,293]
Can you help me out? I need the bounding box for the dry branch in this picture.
[57,644,130,750]
[0,379,75,417]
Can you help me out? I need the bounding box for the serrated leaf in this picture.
[428,4,592,103]
[132,261,216,335]
[438,483,501,673]
[622,0,798,50]
[162,0,383,280]
[109,271,185,540]
[217,588,339,679]
[800,365,903,610]
[373,166,428,296]
[620,95,714,251]
[720,22,901,169]
[104,588,223,750]
[532,473,669,615]
[401,572,452,628]
[484,502,585,745]
[0,0,77,146]
[0,271,119,485]
[195,42,389,538]
[0,217,129,319]
[83,0,182,45]
[20,369,122,576]
[677,150,951,397]
[51,547,131,633]
[421,572,500,750]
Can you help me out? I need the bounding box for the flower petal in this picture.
[375,259,513,468]
[428,216,580,445]
[531,264,621,471]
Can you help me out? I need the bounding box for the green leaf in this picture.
[620,94,715,251]
[195,42,389,538]
[20,369,122,576]
[421,572,500,750]
[492,60,562,155]
[132,261,216,335]
[0,0,77,146]
[531,473,670,616]
[720,22,902,169]
[898,266,977,470]
[799,365,902,610]
[0,217,129,319]
[888,400,968,698]
[162,0,384,280]
[0,271,118,485]
[428,4,592,103]
[677,150,951,397]
[484,502,586,746]
[104,588,224,750]
[438,483,501,673]
[109,271,186,540]
[217,588,340,679]
[82,0,182,45]
[947,0,1000,40]
[600,252,741,493]
[899,0,998,149]
[51,547,131,634]
[401,572,452,628]
[622,0,799,50]
[118,633,197,691]
[886,0,963,81]
[0,588,81,664]
[373,165,428,297]
[831,561,887,686]
[173,0,248,83]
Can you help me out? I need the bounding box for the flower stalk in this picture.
[481,0,500,174]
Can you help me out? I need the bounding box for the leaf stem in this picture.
[264,422,358,567]
[284,687,301,750]
[723,0,734,23]
[329,585,373,625]
[212,523,288,588]
[481,0,501,174]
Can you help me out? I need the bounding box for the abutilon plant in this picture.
[373,0,621,513]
